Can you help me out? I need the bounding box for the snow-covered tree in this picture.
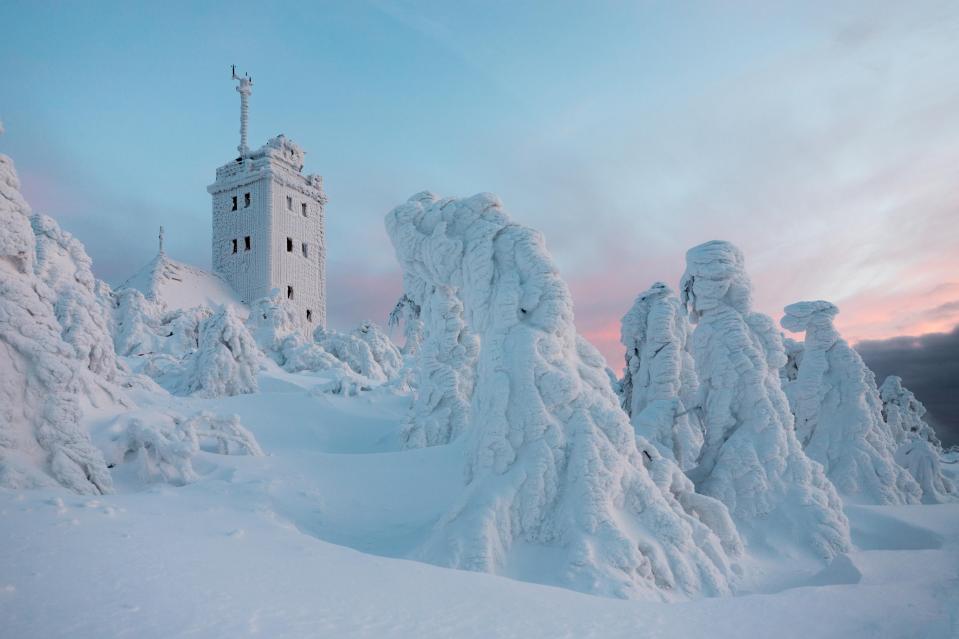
[314,323,400,383]
[113,287,164,357]
[30,213,124,382]
[879,375,941,447]
[387,192,742,600]
[619,282,703,471]
[245,292,337,372]
[880,376,955,503]
[176,306,261,397]
[781,336,803,385]
[0,151,112,494]
[388,292,424,356]
[680,241,849,559]
[780,301,921,505]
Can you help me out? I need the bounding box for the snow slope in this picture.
[2,364,957,638]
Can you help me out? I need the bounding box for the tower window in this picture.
[301,242,308,258]
[231,239,237,254]
[286,237,293,252]
[306,309,313,322]
[286,195,293,210]
[287,285,293,300]
[301,202,308,217]
[244,236,251,251]
[244,193,251,208]
[231,196,237,211]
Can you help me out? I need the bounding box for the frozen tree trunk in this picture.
[780,301,921,505]
[386,193,741,600]
[619,282,703,471]
[880,376,955,503]
[0,152,112,494]
[681,241,849,560]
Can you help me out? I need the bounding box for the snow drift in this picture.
[387,192,742,600]
[681,241,850,559]
[780,301,921,505]
[619,282,703,471]
[0,151,112,494]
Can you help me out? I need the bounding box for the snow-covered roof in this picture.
[118,252,244,313]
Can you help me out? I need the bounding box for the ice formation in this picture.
[387,192,741,600]
[880,376,955,503]
[681,241,849,559]
[619,282,703,471]
[780,301,921,505]
[112,411,262,485]
[0,152,112,494]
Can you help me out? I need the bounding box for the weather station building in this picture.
[207,67,327,329]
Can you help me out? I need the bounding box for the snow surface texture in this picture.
[619,282,703,471]
[680,241,850,559]
[781,301,921,505]
[387,192,742,600]
[880,376,956,503]
[110,411,262,485]
[0,153,112,494]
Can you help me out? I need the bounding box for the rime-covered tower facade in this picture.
[207,68,327,330]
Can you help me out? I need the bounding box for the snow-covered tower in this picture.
[207,67,327,330]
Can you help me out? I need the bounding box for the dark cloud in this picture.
[856,325,959,447]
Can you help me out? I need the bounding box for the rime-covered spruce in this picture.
[681,241,850,560]
[387,192,742,600]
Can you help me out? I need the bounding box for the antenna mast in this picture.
[231,65,253,157]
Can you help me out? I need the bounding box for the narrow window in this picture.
[231,196,238,211]
[244,192,251,208]
[301,202,308,217]
[306,309,313,322]
[244,236,251,251]
[301,242,308,258]
[286,237,293,252]
[287,285,293,300]
[231,239,237,254]
[286,195,293,211]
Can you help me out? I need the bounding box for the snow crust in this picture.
[387,192,741,600]
[681,241,850,559]
[619,282,703,470]
[781,301,921,505]
[0,153,112,494]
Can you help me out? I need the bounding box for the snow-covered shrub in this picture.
[780,301,920,505]
[619,282,703,470]
[681,241,849,559]
[113,287,164,357]
[352,321,403,379]
[386,192,742,600]
[388,293,424,356]
[175,306,260,397]
[30,213,123,381]
[113,411,262,485]
[314,324,399,383]
[880,375,941,447]
[0,151,112,494]
[894,437,957,504]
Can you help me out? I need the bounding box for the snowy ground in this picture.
[2,366,957,639]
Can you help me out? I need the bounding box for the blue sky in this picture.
[2,1,959,368]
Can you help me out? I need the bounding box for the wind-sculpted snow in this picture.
[111,411,263,485]
[681,241,849,559]
[780,301,921,505]
[619,282,703,470]
[31,214,124,381]
[880,376,955,503]
[387,192,742,600]
[0,152,112,494]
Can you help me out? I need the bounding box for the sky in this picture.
[1,1,958,438]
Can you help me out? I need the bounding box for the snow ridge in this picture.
[387,192,741,600]
[681,241,850,559]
